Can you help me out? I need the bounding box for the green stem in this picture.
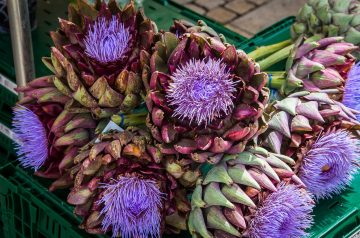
[258,44,293,70]
[267,71,286,89]
[248,40,292,61]
[258,35,321,71]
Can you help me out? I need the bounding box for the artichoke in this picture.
[187,147,312,238]
[170,19,227,42]
[292,0,360,46]
[13,76,96,178]
[142,30,270,164]
[42,0,156,118]
[59,127,189,236]
[260,90,360,198]
[281,36,358,97]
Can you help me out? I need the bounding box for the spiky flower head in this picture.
[84,16,131,64]
[298,130,359,199]
[167,58,237,126]
[343,62,360,120]
[12,105,48,171]
[98,177,164,238]
[247,184,314,238]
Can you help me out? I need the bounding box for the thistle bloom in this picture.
[167,58,237,126]
[298,130,358,199]
[12,106,48,171]
[248,184,314,238]
[84,16,131,64]
[98,177,164,238]
[343,62,360,120]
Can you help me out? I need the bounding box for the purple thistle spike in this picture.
[247,183,314,238]
[12,105,49,171]
[343,62,360,120]
[166,58,237,126]
[84,16,131,63]
[298,130,359,199]
[98,177,164,238]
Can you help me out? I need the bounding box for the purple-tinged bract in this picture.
[343,62,360,121]
[298,130,359,199]
[167,58,236,126]
[12,106,48,171]
[98,177,164,238]
[84,16,131,64]
[248,184,314,238]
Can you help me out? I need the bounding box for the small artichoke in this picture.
[292,0,360,46]
[282,36,358,97]
[42,0,156,118]
[59,127,189,236]
[187,147,312,238]
[142,29,269,165]
[13,76,96,178]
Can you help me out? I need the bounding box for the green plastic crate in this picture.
[0,72,17,127]
[0,162,106,238]
[0,122,16,167]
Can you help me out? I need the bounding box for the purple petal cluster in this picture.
[167,58,237,126]
[98,177,164,238]
[12,106,49,171]
[343,62,360,120]
[84,16,131,64]
[298,130,359,199]
[248,184,314,238]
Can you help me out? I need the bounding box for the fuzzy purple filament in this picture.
[98,177,164,238]
[84,16,131,64]
[167,58,237,126]
[298,130,358,199]
[12,106,48,171]
[248,183,314,238]
[343,62,360,120]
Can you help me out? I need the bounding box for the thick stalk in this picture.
[267,71,286,89]
[248,40,292,61]
[112,113,147,127]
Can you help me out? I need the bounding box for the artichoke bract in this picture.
[42,0,156,118]
[13,76,96,178]
[282,36,358,97]
[142,30,270,164]
[260,90,360,199]
[188,147,313,238]
[292,0,360,46]
[61,127,189,237]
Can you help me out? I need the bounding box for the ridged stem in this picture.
[267,71,286,89]
[112,113,147,127]
[248,40,292,61]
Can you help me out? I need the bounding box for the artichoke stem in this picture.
[112,113,147,127]
[258,44,294,70]
[248,40,292,61]
[267,71,286,89]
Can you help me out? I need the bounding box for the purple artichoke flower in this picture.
[166,58,237,126]
[248,184,314,238]
[343,62,360,120]
[12,105,48,171]
[98,177,164,238]
[298,130,359,199]
[84,16,131,64]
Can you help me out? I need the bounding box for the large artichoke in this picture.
[141,30,269,164]
[292,0,360,46]
[42,0,156,118]
[187,147,313,238]
[281,36,358,97]
[260,90,360,198]
[58,127,189,236]
[13,76,96,178]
